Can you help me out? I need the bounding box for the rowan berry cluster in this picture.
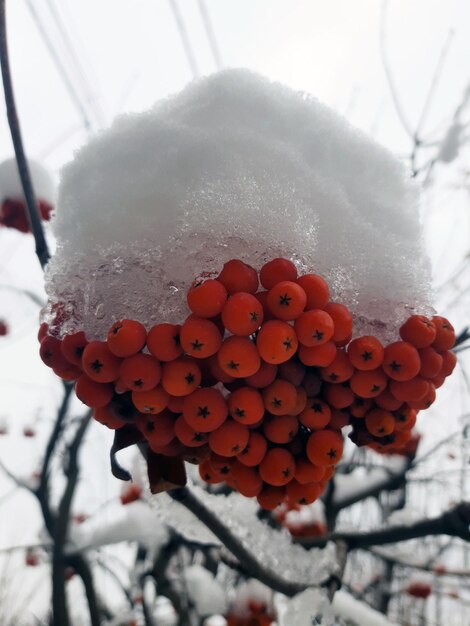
[38,257,456,510]
[226,600,275,626]
[0,198,52,233]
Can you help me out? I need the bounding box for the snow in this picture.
[184,564,227,616]
[229,579,273,617]
[44,69,432,341]
[0,157,55,205]
[332,590,401,626]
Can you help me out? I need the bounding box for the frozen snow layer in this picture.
[45,69,432,340]
[0,157,55,205]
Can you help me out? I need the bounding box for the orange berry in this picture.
[199,459,223,484]
[294,459,325,484]
[120,353,161,391]
[292,387,308,415]
[136,412,175,450]
[267,281,306,321]
[53,362,82,382]
[217,336,260,378]
[187,279,227,318]
[217,259,259,294]
[93,406,126,429]
[82,341,122,383]
[254,290,276,322]
[298,341,336,367]
[183,387,228,432]
[262,379,297,415]
[209,420,249,456]
[320,349,355,383]
[277,360,306,386]
[244,361,278,388]
[299,398,331,430]
[286,480,321,505]
[393,407,417,431]
[399,315,436,348]
[364,409,395,437]
[161,358,202,396]
[174,416,209,447]
[256,320,298,364]
[391,429,413,449]
[375,389,402,411]
[263,414,299,443]
[440,350,457,377]
[350,369,388,398]
[237,431,268,466]
[432,316,455,351]
[382,342,421,381]
[40,336,69,370]
[152,438,184,456]
[322,465,336,480]
[303,371,322,396]
[180,317,222,359]
[131,386,169,414]
[294,310,334,347]
[228,387,265,425]
[390,377,429,402]
[323,382,354,409]
[329,409,351,429]
[257,485,286,510]
[347,336,384,371]
[259,448,295,486]
[167,395,185,413]
[221,292,263,336]
[61,331,88,366]
[306,429,343,466]
[431,374,445,389]
[146,323,183,361]
[107,319,147,357]
[418,347,443,379]
[209,453,235,477]
[324,302,353,343]
[296,273,329,310]
[260,258,297,290]
[231,462,263,497]
[38,322,48,343]
[408,383,436,410]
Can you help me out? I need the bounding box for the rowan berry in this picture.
[244,361,277,388]
[300,398,331,430]
[231,462,263,497]
[53,363,82,381]
[152,438,184,457]
[93,406,126,429]
[263,414,299,443]
[408,383,436,410]
[294,309,334,347]
[199,459,223,484]
[393,407,417,431]
[364,409,395,437]
[350,369,388,398]
[180,317,222,359]
[324,302,353,343]
[431,374,445,389]
[256,320,298,364]
[320,349,355,383]
[107,319,147,357]
[323,465,336,480]
[204,355,234,384]
[399,315,436,348]
[263,379,297,416]
[390,377,429,402]
[209,453,235,477]
[174,415,209,447]
[374,389,403,411]
[296,273,329,310]
[440,350,457,377]
[323,382,354,409]
[40,336,69,370]
[418,347,443,379]
[302,371,322,397]
[237,431,268,466]
[228,387,265,424]
[292,387,308,415]
[131,386,169,414]
[298,341,336,367]
[259,448,295,486]
[146,323,183,361]
[167,395,184,414]
[75,374,113,408]
[294,458,325,484]
[257,485,286,510]
[161,358,202,396]
[81,341,121,383]
[432,316,455,351]
[38,322,48,343]
[306,429,343,466]
[286,480,321,505]
[222,292,263,336]
[217,259,259,294]
[254,290,276,322]
[208,420,249,456]
[392,429,413,449]
[120,353,161,391]
[347,336,384,370]
[218,336,260,377]
[61,331,88,366]
[187,279,227,318]
[260,258,297,289]
[382,342,421,381]
[137,412,175,450]
[329,409,351,429]
[182,387,228,433]
[267,281,306,321]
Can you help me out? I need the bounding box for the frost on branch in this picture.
[44,69,432,342]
